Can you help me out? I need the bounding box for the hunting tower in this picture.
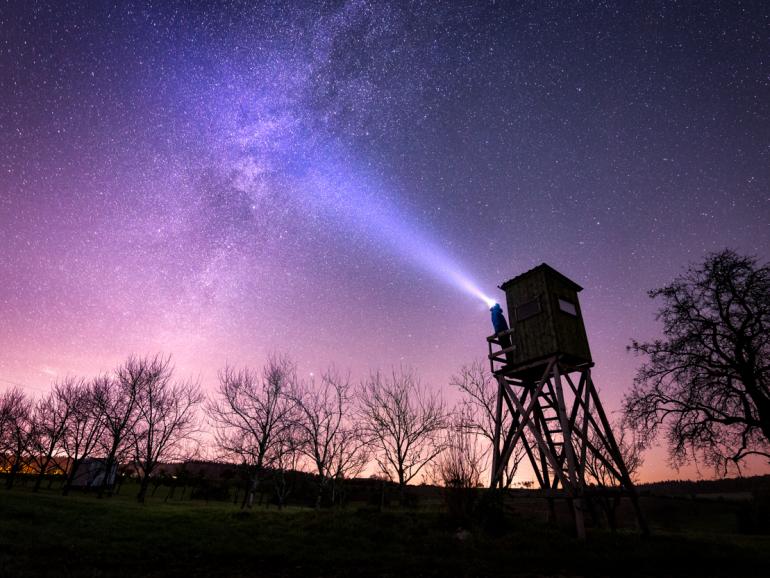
[488,264,648,539]
[500,264,591,370]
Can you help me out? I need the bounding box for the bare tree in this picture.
[131,358,202,503]
[207,355,295,508]
[624,250,770,473]
[271,423,302,509]
[359,369,448,503]
[292,368,367,508]
[430,410,485,490]
[61,377,106,495]
[429,410,486,522]
[1,387,33,489]
[0,388,21,472]
[451,361,526,487]
[30,379,77,491]
[0,393,12,450]
[94,355,150,497]
[329,423,369,506]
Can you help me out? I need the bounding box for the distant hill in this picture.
[639,474,770,496]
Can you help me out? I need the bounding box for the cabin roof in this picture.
[499,263,583,292]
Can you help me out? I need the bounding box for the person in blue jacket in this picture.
[491,303,509,334]
[490,303,513,362]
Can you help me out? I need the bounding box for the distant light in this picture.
[484,296,497,308]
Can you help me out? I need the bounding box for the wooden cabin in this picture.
[497,263,592,371]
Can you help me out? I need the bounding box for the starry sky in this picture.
[1,1,769,481]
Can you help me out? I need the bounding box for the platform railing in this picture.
[486,328,516,373]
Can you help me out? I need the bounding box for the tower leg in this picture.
[586,370,650,536]
[490,376,504,489]
[553,363,586,540]
[486,360,647,538]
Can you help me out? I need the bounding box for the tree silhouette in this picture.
[624,249,770,473]
[31,380,82,491]
[131,356,202,503]
[207,355,295,508]
[451,360,525,488]
[292,368,367,509]
[359,369,447,504]
[94,358,144,497]
[1,388,33,489]
[61,378,106,495]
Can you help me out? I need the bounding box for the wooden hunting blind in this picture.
[499,264,591,371]
[487,263,648,539]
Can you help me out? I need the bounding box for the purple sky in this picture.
[1,1,768,481]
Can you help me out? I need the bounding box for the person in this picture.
[490,303,514,362]
[490,303,509,335]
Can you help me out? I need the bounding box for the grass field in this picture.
[1,483,769,577]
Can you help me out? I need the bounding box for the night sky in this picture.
[1,1,768,481]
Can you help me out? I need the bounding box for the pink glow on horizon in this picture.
[2,1,769,484]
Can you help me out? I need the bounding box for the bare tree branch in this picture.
[206,354,295,508]
[451,360,526,488]
[624,249,770,474]
[291,367,366,508]
[0,387,34,489]
[131,357,202,503]
[61,378,106,495]
[359,368,448,503]
[30,379,78,491]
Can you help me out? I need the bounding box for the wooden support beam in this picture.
[490,369,505,489]
[501,378,571,489]
[531,395,552,490]
[492,361,555,481]
[553,363,586,540]
[521,434,546,488]
[585,370,650,536]
[487,355,649,538]
[577,377,591,485]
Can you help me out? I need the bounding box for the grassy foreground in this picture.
[1,486,769,577]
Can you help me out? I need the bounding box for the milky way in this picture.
[1,1,769,480]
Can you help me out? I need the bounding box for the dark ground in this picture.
[1,482,769,577]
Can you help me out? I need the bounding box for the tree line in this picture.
[2,249,767,506]
[0,353,524,507]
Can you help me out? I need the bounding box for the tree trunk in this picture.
[97,447,118,498]
[379,480,386,511]
[743,372,770,442]
[5,459,20,490]
[397,468,407,507]
[33,454,53,492]
[115,473,124,494]
[61,458,80,496]
[244,472,259,509]
[137,475,150,503]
